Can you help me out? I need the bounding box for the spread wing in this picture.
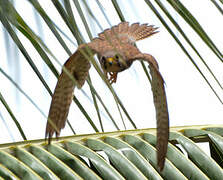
[46,44,97,143]
[132,53,169,171]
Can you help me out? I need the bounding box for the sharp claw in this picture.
[108,72,117,84]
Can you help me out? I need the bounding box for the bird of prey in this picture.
[46,22,169,171]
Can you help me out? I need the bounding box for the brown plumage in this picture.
[46,22,169,171]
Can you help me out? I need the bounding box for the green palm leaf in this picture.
[0,126,223,179]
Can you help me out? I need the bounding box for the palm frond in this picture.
[0,125,223,179]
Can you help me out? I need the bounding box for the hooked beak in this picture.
[107,57,114,66]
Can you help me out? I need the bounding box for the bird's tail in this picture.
[128,22,159,41]
[98,22,158,43]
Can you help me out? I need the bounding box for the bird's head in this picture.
[99,51,132,72]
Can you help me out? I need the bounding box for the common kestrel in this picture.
[46,22,169,171]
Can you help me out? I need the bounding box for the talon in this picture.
[109,72,118,84]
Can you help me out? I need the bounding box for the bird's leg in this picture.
[103,69,115,84]
[108,72,118,84]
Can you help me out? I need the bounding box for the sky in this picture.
[0,0,222,144]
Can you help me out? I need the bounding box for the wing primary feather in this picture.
[149,58,169,171]
[131,53,169,171]
[45,70,75,143]
[45,45,92,143]
[150,65,169,171]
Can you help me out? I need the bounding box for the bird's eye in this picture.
[101,56,106,62]
[115,55,119,59]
